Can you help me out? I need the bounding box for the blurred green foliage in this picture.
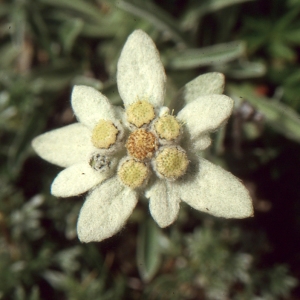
[1,0,300,299]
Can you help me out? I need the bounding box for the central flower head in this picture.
[126,128,158,160]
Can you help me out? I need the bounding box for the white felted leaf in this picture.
[182,134,212,152]
[71,85,118,129]
[117,30,166,108]
[51,163,107,197]
[176,157,253,218]
[77,176,138,242]
[146,180,180,228]
[193,135,212,151]
[32,123,93,167]
[177,94,233,139]
[183,72,225,103]
[170,72,225,113]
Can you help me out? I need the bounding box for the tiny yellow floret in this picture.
[155,147,189,180]
[91,120,118,149]
[118,159,149,188]
[126,100,155,127]
[154,115,181,140]
[126,128,157,160]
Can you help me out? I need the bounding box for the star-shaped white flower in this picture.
[32,30,253,243]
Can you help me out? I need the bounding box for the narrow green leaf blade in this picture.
[229,84,300,143]
[217,61,266,79]
[182,0,255,28]
[284,29,300,44]
[198,0,256,14]
[116,0,189,46]
[40,0,102,22]
[59,19,84,53]
[0,4,11,18]
[137,218,161,282]
[270,42,296,61]
[166,41,246,69]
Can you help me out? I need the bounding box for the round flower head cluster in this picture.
[32,30,253,243]
[117,101,188,189]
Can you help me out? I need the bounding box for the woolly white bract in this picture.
[32,30,253,243]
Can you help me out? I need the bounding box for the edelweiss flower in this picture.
[32,30,253,243]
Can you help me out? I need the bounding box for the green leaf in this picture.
[29,62,80,93]
[59,19,84,53]
[284,69,300,85]
[243,34,267,53]
[165,41,246,69]
[43,271,67,289]
[0,4,11,18]
[269,42,296,61]
[198,0,255,14]
[284,29,300,44]
[40,0,102,22]
[116,0,189,46]
[28,286,40,300]
[0,43,20,69]
[274,7,300,32]
[182,0,255,28]
[137,218,161,282]
[80,23,118,37]
[288,0,300,7]
[46,10,117,38]
[217,61,266,79]
[15,286,26,300]
[8,105,46,176]
[30,6,54,59]
[229,84,300,143]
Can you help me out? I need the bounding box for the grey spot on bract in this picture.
[89,154,111,172]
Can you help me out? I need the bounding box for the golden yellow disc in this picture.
[118,159,149,188]
[155,147,188,180]
[126,100,155,127]
[126,128,157,160]
[154,115,181,140]
[91,120,118,149]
